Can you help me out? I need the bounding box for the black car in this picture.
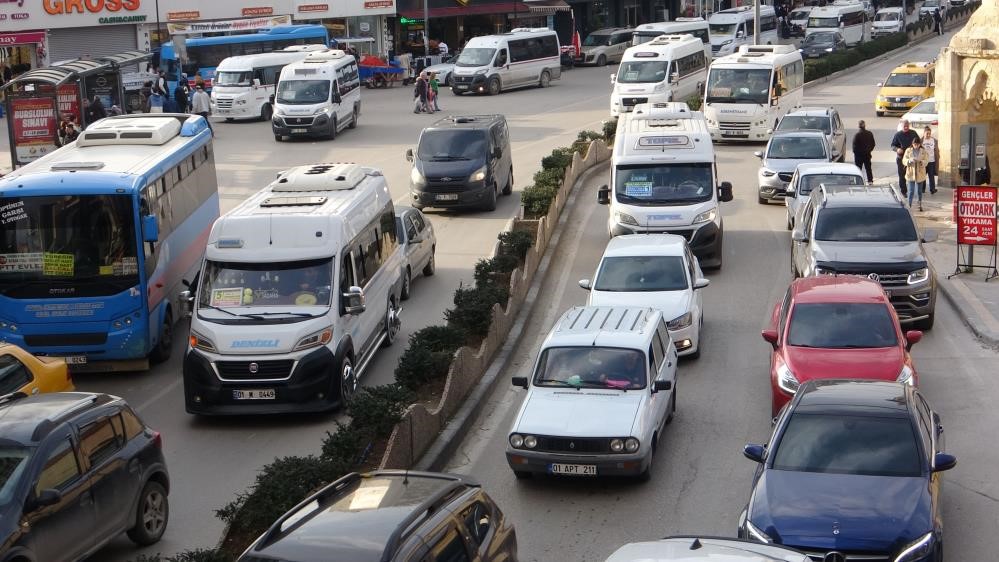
[799,31,848,58]
[406,114,514,212]
[0,392,170,561]
[238,470,518,562]
[739,380,955,562]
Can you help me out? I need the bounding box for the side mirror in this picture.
[27,489,62,512]
[905,330,923,350]
[718,181,734,202]
[766,128,774,135]
[493,146,503,159]
[342,285,366,315]
[269,94,276,105]
[753,150,764,159]
[876,82,883,87]
[142,214,159,242]
[761,328,779,349]
[597,184,611,205]
[930,82,936,87]
[921,229,938,243]
[693,277,710,289]
[406,148,414,162]
[332,91,342,104]
[253,78,261,87]
[610,73,617,83]
[511,376,528,388]
[179,289,194,318]
[932,452,957,472]
[578,279,592,290]
[737,30,746,38]
[670,72,679,84]
[791,230,808,242]
[770,97,779,107]
[652,379,672,393]
[743,443,766,463]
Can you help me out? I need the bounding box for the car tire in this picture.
[382,298,401,347]
[260,104,272,121]
[423,249,436,276]
[597,54,608,67]
[149,311,173,364]
[482,182,498,211]
[876,110,885,117]
[338,355,356,406]
[348,106,359,129]
[513,470,532,480]
[452,88,463,96]
[274,134,283,142]
[487,77,501,96]
[787,214,794,231]
[328,117,337,140]
[401,267,412,301]
[666,389,676,424]
[127,481,169,546]
[444,73,451,87]
[502,167,513,195]
[758,195,768,204]
[916,312,935,331]
[539,70,551,88]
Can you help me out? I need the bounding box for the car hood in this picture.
[750,471,931,552]
[763,157,828,173]
[872,20,902,28]
[615,82,659,95]
[416,157,483,178]
[878,86,927,97]
[785,345,904,382]
[515,389,643,437]
[424,63,454,74]
[813,241,926,266]
[588,289,692,325]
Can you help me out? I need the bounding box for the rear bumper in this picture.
[610,221,723,267]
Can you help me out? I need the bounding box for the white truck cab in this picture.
[272,49,362,141]
[611,34,707,119]
[212,45,327,121]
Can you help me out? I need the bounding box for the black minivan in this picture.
[407,114,513,212]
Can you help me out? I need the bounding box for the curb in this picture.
[934,274,999,349]
[415,162,608,471]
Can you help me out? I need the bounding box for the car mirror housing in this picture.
[754,150,764,159]
[719,181,734,202]
[652,379,672,393]
[743,443,766,463]
[905,329,923,350]
[597,185,611,205]
[791,230,808,243]
[27,488,62,512]
[761,329,779,348]
[406,148,414,162]
[933,452,957,472]
[578,279,592,290]
[511,376,528,389]
[694,277,710,289]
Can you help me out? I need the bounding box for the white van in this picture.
[578,27,634,66]
[610,35,707,118]
[709,5,778,57]
[450,28,562,95]
[183,163,404,415]
[631,18,712,60]
[598,102,734,269]
[212,46,327,122]
[806,1,868,46]
[871,7,905,37]
[272,49,361,141]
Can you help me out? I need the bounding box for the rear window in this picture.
[777,115,832,134]
[799,173,864,195]
[787,303,898,348]
[767,136,827,159]
[814,207,918,242]
[594,256,688,292]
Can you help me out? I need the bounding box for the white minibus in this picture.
[450,28,562,95]
[272,49,362,141]
[631,18,712,60]
[709,5,778,57]
[806,2,868,46]
[610,34,707,118]
[212,46,327,121]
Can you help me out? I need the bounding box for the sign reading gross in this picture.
[956,185,998,246]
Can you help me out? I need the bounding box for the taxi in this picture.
[0,343,74,396]
[875,61,935,116]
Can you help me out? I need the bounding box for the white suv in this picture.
[785,162,866,230]
[580,234,709,358]
[506,306,678,482]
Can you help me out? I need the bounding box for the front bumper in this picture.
[411,179,491,209]
[506,447,650,476]
[272,113,332,137]
[875,99,919,115]
[610,221,723,268]
[759,173,793,201]
[886,282,936,324]
[670,323,698,356]
[450,74,489,94]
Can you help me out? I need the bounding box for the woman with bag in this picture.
[903,137,929,211]
[413,71,429,114]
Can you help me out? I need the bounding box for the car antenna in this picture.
[689,538,703,550]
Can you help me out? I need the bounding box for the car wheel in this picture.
[339,355,356,406]
[838,152,845,163]
[149,311,172,364]
[597,54,608,67]
[502,167,513,195]
[452,88,463,96]
[539,70,551,88]
[666,389,676,424]
[487,77,501,95]
[444,73,451,86]
[787,214,794,231]
[791,259,800,279]
[482,182,498,211]
[423,249,436,277]
[260,104,272,121]
[382,298,401,347]
[876,110,885,117]
[916,312,935,331]
[348,106,358,129]
[127,481,168,546]
[328,117,337,140]
[758,195,768,204]
[513,470,532,480]
[401,267,412,301]
[274,134,283,142]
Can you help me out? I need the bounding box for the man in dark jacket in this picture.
[891,120,920,195]
[174,74,191,113]
[853,120,876,184]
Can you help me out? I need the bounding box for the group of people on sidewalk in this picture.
[138,69,213,136]
[413,70,442,114]
[850,119,939,211]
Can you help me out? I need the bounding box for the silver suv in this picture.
[790,184,938,329]
[773,107,846,162]
[756,130,832,205]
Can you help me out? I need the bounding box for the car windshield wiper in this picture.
[430,155,469,161]
[198,304,263,320]
[246,311,316,318]
[537,379,575,387]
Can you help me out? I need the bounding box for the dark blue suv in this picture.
[0,392,170,561]
[739,380,955,562]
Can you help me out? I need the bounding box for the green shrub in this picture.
[540,146,574,176]
[409,324,464,351]
[394,326,462,389]
[346,385,414,438]
[321,422,368,463]
[445,283,509,338]
[602,119,617,142]
[533,166,565,189]
[473,255,519,288]
[806,32,907,83]
[520,182,559,216]
[685,95,703,111]
[571,130,602,153]
[497,229,534,261]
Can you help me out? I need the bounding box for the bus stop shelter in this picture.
[2,50,152,168]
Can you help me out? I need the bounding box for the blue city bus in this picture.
[0,114,219,371]
[160,25,330,91]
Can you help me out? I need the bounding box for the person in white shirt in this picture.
[191,85,214,136]
[922,126,939,194]
[438,40,449,57]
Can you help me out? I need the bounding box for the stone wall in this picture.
[379,139,613,470]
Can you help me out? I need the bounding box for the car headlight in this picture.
[825,47,833,52]
[294,326,333,351]
[111,313,135,330]
[624,437,640,453]
[236,99,247,105]
[615,212,639,226]
[720,39,733,45]
[745,519,774,544]
[776,360,799,394]
[761,168,776,177]
[411,167,426,186]
[894,532,935,562]
[877,95,887,102]
[0,318,18,332]
[897,365,915,386]
[189,331,216,353]
[610,438,624,452]
[907,267,929,285]
[910,95,924,103]
[313,106,330,116]
[510,434,524,448]
[523,435,537,449]
[469,166,487,182]
[692,208,717,224]
[668,312,693,330]
[474,68,488,75]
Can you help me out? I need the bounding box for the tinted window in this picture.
[706,68,772,104]
[276,79,330,104]
[814,207,918,241]
[875,11,900,20]
[594,256,688,291]
[509,39,531,63]
[617,60,669,83]
[0,446,31,506]
[121,407,145,440]
[418,130,488,161]
[36,438,80,493]
[773,414,922,476]
[787,303,898,348]
[199,258,333,309]
[799,173,864,194]
[430,525,471,562]
[767,137,827,159]
[80,417,123,467]
[461,502,492,547]
[615,163,714,205]
[534,347,647,389]
[0,355,32,395]
[777,115,832,134]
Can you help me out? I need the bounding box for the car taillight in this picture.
[152,430,162,449]
[931,120,938,125]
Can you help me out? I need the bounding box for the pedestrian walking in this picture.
[853,120,876,184]
[429,72,441,111]
[922,126,939,194]
[413,71,429,113]
[890,120,920,196]
[154,70,167,97]
[191,85,214,136]
[174,73,191,113]
[903,137,929,211]
[140,80,153,113]
[933,8,943,35]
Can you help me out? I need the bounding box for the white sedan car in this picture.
[423,55,457,86]
[580,234,708,358]
[897,97,937,131]
[394,205,436,300]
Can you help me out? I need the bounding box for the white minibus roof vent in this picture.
[510,27,550,33]
[76,116,181,147]
[633,102,694,119]
[674,17,706,21]
[649,34,694,44]
[272,163,366,192]
[49,161,105,171]
[260,195,328,208]
[739,44,798,55]
[304,49,347,62]
[283,45,329,52]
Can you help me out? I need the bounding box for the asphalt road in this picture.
[77,66,618,560]
[443,32,999,562]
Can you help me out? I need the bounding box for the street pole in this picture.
[155,0,161,49]
[754,0,761,45]
[423,0,430,58]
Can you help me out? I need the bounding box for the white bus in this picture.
[610,34,708,118]
[631,18,712,60]
[806,2,868,46]
[708,5,778,57]
[212,46,327,121]
[450,28,562,95]
[703,44,804,142]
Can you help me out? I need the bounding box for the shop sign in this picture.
[168,14,292,35]
[99,14,146,23]
[167,10,201,21]
[364,0,393,8]
[10,96,58,164]
[56,83,79,120]
[242,7,273,16]
[956,185,998,246]
[0,31,45,45]
[298,3,329,12]
[43,0,141,15]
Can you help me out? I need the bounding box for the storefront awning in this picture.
[399,2,531,18]
[523,0,572,12]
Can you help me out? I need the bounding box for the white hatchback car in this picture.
[395,205,436,300]
[784,162,866,230]
[506,306,677,482]
[580,234,708,358]
[897,97,937,131]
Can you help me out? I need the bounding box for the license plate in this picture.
[722,131,748,137]
[889,104,908,109]
[291,128,307,133]
[233,389,275,400]
[63,356,87,364]
[453,85,467,90]
[216,109,229,115]
[436,193,459,201]
[549,463,597,476]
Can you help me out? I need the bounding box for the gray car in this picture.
[790,184,938,329]
[395,205,436,300]
[773,106,846,162]
[606,536,810,562]
[756,130,833,204]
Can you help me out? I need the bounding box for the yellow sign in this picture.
[42,253,74,276]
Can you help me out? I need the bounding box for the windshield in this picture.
[705,68,772,104]
[773,414,922,477]
[632,31,661,45]
[884,72,927,87]
[583,33,611,47]
[923,0,940,6]
[709,22,738,35]
[615,163,714,206]
[276,79,330,104]
[808,16,840,27]
[767,137,827,159]
[788,303,898,348]
[814,207,918,242]
[418,130,487,161]
[803,33,837,45]
[215,71,252,87]
[456,48,496,67]
[778,115,832,134]
[594,256,688,292]
[0,446,31,507]
[198,258,333,312]
[617,60,670,83]
[0,195,139,299]
[909,100,937,114]
[790,9,811,19]
[798,173,864,195]
[533,346,647,390]
[875,11,900,20]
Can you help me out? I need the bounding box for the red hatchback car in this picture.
[762,276,923,417]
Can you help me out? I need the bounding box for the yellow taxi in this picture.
[0,343,74,396]
[875,61,936,116]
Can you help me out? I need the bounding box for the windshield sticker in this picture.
[0,252,43,272]
[100,265,114,276]
[624,181,653,197]
[622,71,640,81]
[709,87,732,97]
[0,200,28,225]
[113,257,138,276]
[42,253,74,276]
[211,287,245,307]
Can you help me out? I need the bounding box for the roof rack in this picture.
[817,182,904,207]
[30,393,114,442]
[0,391,27,406]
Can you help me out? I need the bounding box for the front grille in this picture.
[283,116,314,126]
[452,75,474,85]
[622,97,648,107]
[24,332,107,346]
[778,172,794,182]
[216,360,294,380]
[422,184,467,193]
[719,121,750,130]
[798,548,890,561]
[535,436,610,454]
[215,98,233,109]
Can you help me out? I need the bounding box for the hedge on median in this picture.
[521,130,606,217]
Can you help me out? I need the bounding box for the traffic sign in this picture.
[956,185,997,246]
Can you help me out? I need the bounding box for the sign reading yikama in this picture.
[956,185,997,246]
